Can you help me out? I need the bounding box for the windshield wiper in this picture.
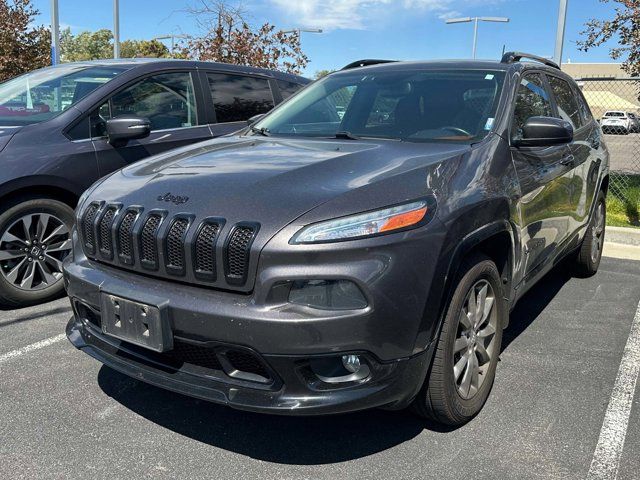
[334,131,360,140]
[250,125,270,137]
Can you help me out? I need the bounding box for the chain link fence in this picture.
[576,77,640,202]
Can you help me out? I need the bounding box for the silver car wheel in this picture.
[591,201,605,263]
[0,213,72,291]
[453,279,498,400]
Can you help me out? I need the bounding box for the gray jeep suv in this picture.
[64,53,609,425]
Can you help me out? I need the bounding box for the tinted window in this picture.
[208,73,274,123]
[575,87,594,125]
[109,72,197,131]
[0,65,126,127]
[277,80,304,100]
[512,74,553,140]
[255,70,505,143]
[548,75,582,129]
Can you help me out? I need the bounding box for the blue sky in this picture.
[32,0,621,76]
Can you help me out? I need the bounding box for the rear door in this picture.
[510,72,574,277]
[200,71,276,137]
[91,70,212,175]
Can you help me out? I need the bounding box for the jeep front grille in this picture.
[80,203,258,290]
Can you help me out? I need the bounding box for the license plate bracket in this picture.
[100,293,172,352]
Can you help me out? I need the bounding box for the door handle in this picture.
[560,154,575,166]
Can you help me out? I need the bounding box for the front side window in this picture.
[548,76,583,129]
[208,73,275,123]
[107,72,197,131]
[254,69,506,143]
[0,65,127,127]
[512,73,553,141]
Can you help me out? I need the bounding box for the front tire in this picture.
[412,255,505,426]
[0,198,74,308]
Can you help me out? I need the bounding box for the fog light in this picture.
[342,354,361,373]
[288,280,367,310]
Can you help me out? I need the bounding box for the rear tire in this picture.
[574,191,606,277]
[0,198,75,308]
[412,254,505,426]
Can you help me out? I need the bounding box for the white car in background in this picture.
[600,110,638,134]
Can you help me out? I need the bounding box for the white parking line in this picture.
[587,299,640,480]
[0,334,66,365]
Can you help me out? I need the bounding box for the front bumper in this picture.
[66,313,431,415]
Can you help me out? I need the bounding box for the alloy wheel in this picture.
[453,279,498,400]
[0,213,72,291]
[591,201,605,263]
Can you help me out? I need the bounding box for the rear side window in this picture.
[512,73,553,140]
[547,75,583,129]
[574,87,594,125]
[207,73,274,123]
[277,80,304,100]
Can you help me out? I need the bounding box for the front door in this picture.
[92,71,212,176]
[510,73,574,277]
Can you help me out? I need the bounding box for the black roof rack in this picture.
[342,59,397,70]
[501,51,560,70]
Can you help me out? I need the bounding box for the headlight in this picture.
[291,198,435,244]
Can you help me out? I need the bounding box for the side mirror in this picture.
[247,114,265,126]
[513,116,573,148]
[106,116,151,145]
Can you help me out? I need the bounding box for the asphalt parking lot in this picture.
[603,133,639,173]
[1,255,639,479]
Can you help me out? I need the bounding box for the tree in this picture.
[60,29,172,61]
[60,28,113,62]
[578,0,640,77]
[0,0,50,82]
[120,39,170,58]
[184,1,308,74]
[314,69,333,79]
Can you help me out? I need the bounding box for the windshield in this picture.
[254,69,506,143]
[0,64,128,126]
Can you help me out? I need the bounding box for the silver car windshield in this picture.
[0,64,129,126]
[254,69,506,143]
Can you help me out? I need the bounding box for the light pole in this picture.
[554,0,569,66]
[282,28,323,48]
[113,0,120,59]
[50,0,60,65]
[445,16,509,59]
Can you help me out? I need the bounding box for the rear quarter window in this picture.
[277,80,305,100]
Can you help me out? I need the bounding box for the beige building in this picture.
[560,62,639,119]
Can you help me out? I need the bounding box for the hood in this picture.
[86,135,470,291]
[0,127,21,153]
[91,135,470,233]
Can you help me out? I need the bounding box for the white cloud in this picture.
[269,0,503,31]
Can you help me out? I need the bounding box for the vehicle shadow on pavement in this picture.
[502,262,573,352]
[97,366,453,464]
[96,263,573,464]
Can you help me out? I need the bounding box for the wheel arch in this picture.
[0,176,82,212]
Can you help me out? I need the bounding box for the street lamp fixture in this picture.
[445,16,509,59]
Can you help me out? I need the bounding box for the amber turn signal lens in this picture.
[379,207,428,232]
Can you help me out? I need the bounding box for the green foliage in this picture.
[0,0,50,82]
[314,69,334,79]
[608,175,640,228]
[578,0,640,77]
[60,29,172,62]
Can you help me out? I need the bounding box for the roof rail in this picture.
[341,59,397,70]
[501,51,560,70]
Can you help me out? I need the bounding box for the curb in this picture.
[606,226,640,247]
